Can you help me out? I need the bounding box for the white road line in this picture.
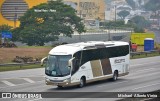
[0,75,45,80]
[97,81,128,88]
[130,72,160,79]
[126,68,156,76]
[132,82,160,90]
[0,80,44,89]
[28,98,43,101]
[130,62,160,67]
[1,80,16,86]
[23,78,35,83]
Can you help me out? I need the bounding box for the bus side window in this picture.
[72,51,81,75]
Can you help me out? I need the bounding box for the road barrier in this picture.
[0,62,40,68]
[0,50,160,68]
[130,50,160,57]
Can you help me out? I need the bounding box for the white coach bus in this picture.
[41,41,130,88]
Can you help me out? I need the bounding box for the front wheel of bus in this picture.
[57,85,63,88]
[79,77,85,88]
[112,71,118,81]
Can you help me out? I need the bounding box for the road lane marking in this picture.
[97,81,128,88]
[130,62,160,67]
[132,82,160,90]
[28,98,43,101]
[0,75,45,80]
[134,68,155,73]
[129,72,160,79]
[0,80,44,89]
[23,78,35,83]
[126,68,156,77]
[1,80,16,86]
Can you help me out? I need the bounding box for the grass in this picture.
[0,45,160,72]
[0,64,42,72]
[18,46,52,48]
[0,47,52,63]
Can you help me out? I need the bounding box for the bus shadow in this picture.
[47,78,127,91]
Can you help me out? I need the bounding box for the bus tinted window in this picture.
[80,45,129,66]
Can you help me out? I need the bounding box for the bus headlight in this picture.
[64,78,71,83]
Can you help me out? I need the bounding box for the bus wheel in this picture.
[112,71,118,81]
[79,77,85,88]
[57,85,63,88]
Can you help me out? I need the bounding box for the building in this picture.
[0,0,47,27]
[0,0,105,28]
[64,0,105,21]
[105,0,126,21]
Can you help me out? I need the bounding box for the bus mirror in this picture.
[41,57,47,66]
[68,57,75,67]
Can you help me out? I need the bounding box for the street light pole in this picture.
[115,5,117,22]
[79,10,82,42]
[14,7,17,28]
[115,5,117,31]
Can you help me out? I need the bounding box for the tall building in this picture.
[0,0,47,27]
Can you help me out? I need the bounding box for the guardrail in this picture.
[0,50,160,68]
[0,62,40,68]
[130,50,160,57]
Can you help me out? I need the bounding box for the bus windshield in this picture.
[45,55,72,77]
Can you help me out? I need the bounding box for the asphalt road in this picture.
[0,56,160,101]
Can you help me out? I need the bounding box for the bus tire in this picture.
[112,71,118,81]
[79,77,86,88]
[57,85,63,88]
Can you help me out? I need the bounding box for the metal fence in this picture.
[0,50,160,68]
[54,29,132,44]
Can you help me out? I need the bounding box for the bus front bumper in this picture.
[45,78,71,86]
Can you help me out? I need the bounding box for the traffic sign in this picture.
[1,31,12,38]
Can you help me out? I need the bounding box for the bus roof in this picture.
[49,41,129,55]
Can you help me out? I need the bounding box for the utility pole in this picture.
[14,7,17,28]
[108,26,111,41]
[115,5,117,22]
[115,5,117,31]
[79,10,82,42]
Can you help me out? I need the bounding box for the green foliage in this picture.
[130,16,150,33]
[102,16,149,33]
[134,26,144,33]
[144,0,160,19]
[12,0,85,46]
[117,10,130,19]
[131,16,151,28]
[103,20,134,29]
[0,24,12,32]
[125,0,136,9]
[104,20,124,28]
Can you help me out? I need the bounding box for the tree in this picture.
[13,0,85,46]
[117,10,130,19]
[144,0,160,19]
[131,16,151,28]
[0,24,13,43]
[125,0,136,10]
[144,0,160,11]
[0,24,12,32]
[130,16,151,33]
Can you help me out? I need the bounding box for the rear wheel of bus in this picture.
[112,71,118,81]
[79,77,86,88]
